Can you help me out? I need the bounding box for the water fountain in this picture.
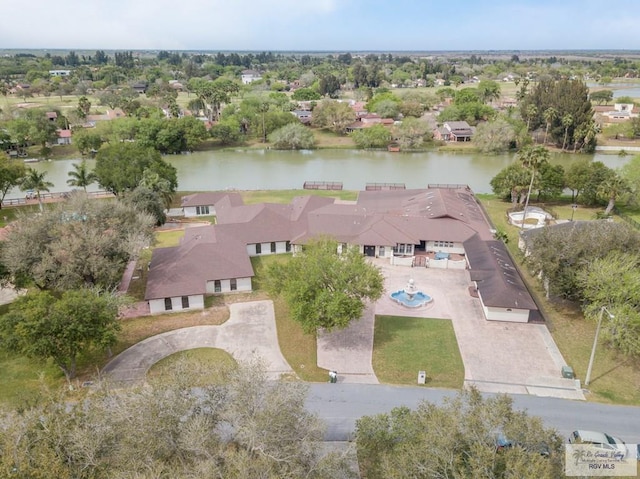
[390,278,433,308]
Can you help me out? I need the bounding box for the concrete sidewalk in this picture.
[103,300,293,384]
[317,303,379,384]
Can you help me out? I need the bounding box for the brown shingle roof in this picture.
[465,237,538,311]
[145,229,254,300]
[181,192,243,208]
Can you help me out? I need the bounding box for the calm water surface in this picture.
[13,149,631,199]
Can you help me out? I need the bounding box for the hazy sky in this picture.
[2,0,638,51]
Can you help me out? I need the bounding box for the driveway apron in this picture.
[103,300,292,384]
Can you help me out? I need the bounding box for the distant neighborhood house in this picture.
[241,70,262,84]
[56,129,72,145]
[146,187,539,323]
[433,121,474,142]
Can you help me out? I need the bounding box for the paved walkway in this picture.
[318,259,584,400]
[103,300,293,384]
[317,303,378,384]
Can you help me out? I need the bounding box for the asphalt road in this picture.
[306,384,640,445]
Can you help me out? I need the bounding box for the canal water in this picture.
[9,149,631,199]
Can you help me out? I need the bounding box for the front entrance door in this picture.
[364,245,376,256]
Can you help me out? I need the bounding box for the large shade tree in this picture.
[311,100,356,135]
[94,143,177,196]
[0,289,120,380]
[524,221,640,300]
[265,238,384,333]
[1,193,155,291]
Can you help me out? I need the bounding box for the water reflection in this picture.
[11,149,630,199]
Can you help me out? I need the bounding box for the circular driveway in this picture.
[102,300,293,383]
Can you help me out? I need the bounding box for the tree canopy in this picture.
[94,143,177,195]
[0,154,26,208]
[355,388,563,478]
[0,289,120,379]
[265,238,384,333]
[522,79,594,151]
[311,100,356,135]
[0,359,357,478]
[524,220,640,301]
[1,193,155,291]
[269,123,315,150]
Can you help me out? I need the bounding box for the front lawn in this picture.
[147,348,236,386]
[373,315,464,389]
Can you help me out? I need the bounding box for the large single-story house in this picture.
[146,186,539,322]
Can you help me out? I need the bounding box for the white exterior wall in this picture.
[183,205,215,218]
[206,277,252,294]
[483,305,530,322]
[426,241,464,254]
[149,294,205,315]
[390,255,413,266]
[429,258,467,270]
[477,291,529,322]
[246,241,288,257]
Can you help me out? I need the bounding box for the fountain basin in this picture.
[390,290,433,308]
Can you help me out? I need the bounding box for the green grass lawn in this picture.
[154,229,185,248]
[147,348,236,386]
[0,349,63,409]
[373,315,464,389]
[478,194,640,405]
[241,189,358,204]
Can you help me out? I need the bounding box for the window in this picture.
[214,280,221,293]
[164,298,172,311]
[379,246,385,256]
[196,205,210,215]
[255,243,262,254]
[286,241,291,252]
[181,296,189,309]
[271,242,276,253]
[230,278,237,291]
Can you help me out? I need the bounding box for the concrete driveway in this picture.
[103,300,293,384]
[318,259,584,400]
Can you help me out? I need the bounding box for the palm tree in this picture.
[525,104,538,133]
[598,173,629,216]
[21,169,54,212]
[518,146,550,228]
[67,159,97,192]
[542,107,557,145]
[561,114,574,151]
